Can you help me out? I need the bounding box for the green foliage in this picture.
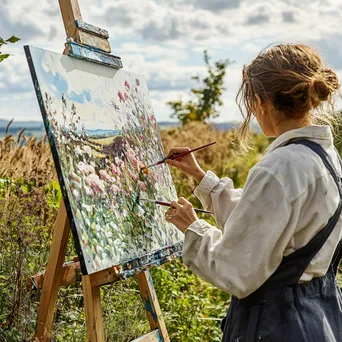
[0,36,20,62]
[168,51,232,125]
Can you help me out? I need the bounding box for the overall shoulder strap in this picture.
[257,139,342,290]
[284,139,342,277]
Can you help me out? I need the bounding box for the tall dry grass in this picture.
[0,122,270,341]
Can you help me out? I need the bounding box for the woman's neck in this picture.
[272,116,312,137]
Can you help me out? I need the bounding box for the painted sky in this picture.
[1,0,342,123]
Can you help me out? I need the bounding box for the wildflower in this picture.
[138,180,147,192]
[99,169,111,181]
[75,146,83,155]
[136,205,145,217]
[77,161,95,174]
[82,203,95,214]
[85,174,105,194]
[127,151,138,170]
[110,163,121,176]
[84,185,93,196]
[128,169,138,181]
[72,188,80,199]
[118,91,124,102]
[83,145,92,155]
[70,172,82,183]
[110,184,120,194]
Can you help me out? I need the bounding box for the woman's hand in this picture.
[165,197,198,233]
[165,147,205,182]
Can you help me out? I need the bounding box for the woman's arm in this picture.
[164,147,243,228]
[193,170,243,229]
[178,166,294,298]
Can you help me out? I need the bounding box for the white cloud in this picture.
[1,0,342,125]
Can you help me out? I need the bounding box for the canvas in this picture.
[25,46,183,275]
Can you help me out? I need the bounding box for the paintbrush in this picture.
[142,141,216,170]
[139,197,213,215]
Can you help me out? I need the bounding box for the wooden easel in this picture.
[33,1,171,341]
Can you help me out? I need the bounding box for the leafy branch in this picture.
[0,35,20,62]
[168,50,232,125]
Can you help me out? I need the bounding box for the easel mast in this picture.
[33,1,170,341]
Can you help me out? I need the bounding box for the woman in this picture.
[164,44,342,341]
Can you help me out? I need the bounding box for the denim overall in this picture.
[221,140,342,342]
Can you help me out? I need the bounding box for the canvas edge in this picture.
[23,45,89,275]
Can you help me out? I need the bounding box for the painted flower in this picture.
[124,80,130,89]
[135,78,140,86]
[70,172,82,184]
[85,173,105,194]
[110,163,121,176]
[75,146,83,156]
[77,161,95,174]
[72,188,80,199]
[83,145,92,155]
[127,151,138,170]
[128,169,138,181]
[99,169,111,181]
[82,203,95,213]
[141,115,146,121]
[110,184,120,194]
[136,205,145,217]
[139,134,144,141]
[124,92,129,100]
[151,114,156,122]
[84,185,93,196]
[118,90,124,102]
[138,180,147,192]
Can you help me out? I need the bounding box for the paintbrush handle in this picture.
[166,141,216,161]
[154,200,212,215]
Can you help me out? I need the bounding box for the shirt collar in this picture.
[265,125,334,155]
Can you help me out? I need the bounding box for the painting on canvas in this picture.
[25,46,183,275]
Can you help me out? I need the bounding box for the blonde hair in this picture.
[236,43,340,149]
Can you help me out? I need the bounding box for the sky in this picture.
[0,0,342,123]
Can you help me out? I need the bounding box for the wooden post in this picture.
[34,200,70,341]
[82,275,105,342]
[136,270,170,342]
[58,0,82,40]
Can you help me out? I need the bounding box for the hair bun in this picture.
[313,79,330,101]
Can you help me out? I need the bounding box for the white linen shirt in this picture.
[182,125,342,299]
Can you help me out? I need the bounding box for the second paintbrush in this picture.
[139,198,213,215]
[142,141,216,170]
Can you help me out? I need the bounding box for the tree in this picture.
[0,35,20,62]
[167,50,232,125]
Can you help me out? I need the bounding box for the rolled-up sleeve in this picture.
[194,171,243,228]
[183,166,293,299]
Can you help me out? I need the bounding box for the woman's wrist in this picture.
[193,169,206,182]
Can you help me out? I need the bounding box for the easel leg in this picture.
[136,270,170,342]
[82,275,105,342]
[34,200,70,341]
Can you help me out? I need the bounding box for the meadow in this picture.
[0,122,341,341]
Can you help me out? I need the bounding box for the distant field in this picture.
[89,136,116,145]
